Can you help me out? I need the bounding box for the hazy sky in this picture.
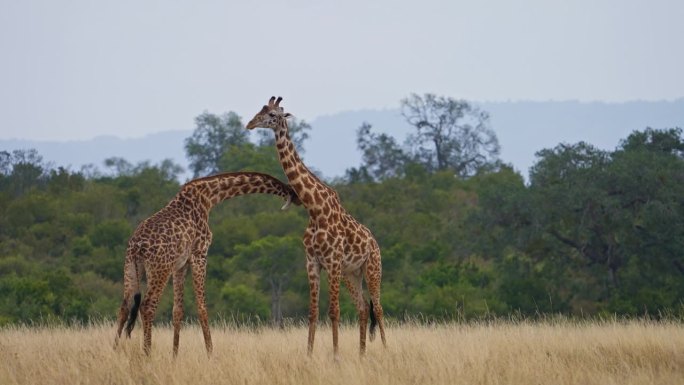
[1,0,683,141]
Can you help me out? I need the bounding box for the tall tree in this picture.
[103,157,134,176]
[355,122,409,181]
[528,142,621,285]
[184,112,250,177]
[0,151,11,175]
[523,130,684,313]
[401,93,500,177]
[1,149,48,197]
[605,128,684,309]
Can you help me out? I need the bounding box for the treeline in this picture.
[1,94,683,325]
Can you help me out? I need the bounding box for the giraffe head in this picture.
[245,96,292,131]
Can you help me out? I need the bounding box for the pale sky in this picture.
[1,0,683,141]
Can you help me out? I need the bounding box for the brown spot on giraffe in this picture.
[246,96,387,357]
[302,175,314,189]
[114,172,299,356]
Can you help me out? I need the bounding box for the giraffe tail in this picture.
[369,300,377,342]
[124,259,143,337]
[125,293,141,336]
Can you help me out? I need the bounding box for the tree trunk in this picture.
[269,279,284,328]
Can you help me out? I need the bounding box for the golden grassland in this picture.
[1,319,683,385]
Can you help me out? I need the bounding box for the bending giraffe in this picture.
[246,96,387,357]
[114,172,300,356]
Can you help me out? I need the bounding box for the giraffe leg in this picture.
[191,256,212,356]
[306,259,321,356]
[140,267,172,355]
[366,250,387,347]
[328,262,342,358]
[343,271,369,355]
[172,263,188,357]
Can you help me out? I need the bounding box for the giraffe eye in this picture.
[268,112,276,117]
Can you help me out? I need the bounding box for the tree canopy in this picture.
[401,93,500,177]
[1,103,682,326]
[348,94,502,182]
[185,111,249,177]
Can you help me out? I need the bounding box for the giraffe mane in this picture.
[183,171,280,187]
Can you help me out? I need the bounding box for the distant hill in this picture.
[2,100,683,182]
[482,99,684,178]
[306,99,684,179]
[1,130,193,179]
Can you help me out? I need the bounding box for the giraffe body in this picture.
[114,172,299,356]
[246,97,387,356]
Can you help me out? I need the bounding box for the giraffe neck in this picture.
[274,120,330,209]
[179,172,293,215]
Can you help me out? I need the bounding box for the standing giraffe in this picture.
[114,172,300,356]
[246,96,387,356]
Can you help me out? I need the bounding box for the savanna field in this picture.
[3,0,684,383]
[3,119,684,385]
[2,320,683,385]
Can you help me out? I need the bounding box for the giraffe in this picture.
[246,96,387,357]
[114,171,300,356]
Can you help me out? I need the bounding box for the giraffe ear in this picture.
[284,113,294,119]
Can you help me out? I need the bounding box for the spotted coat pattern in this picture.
[246,96,387,356]
[114,172,299,355]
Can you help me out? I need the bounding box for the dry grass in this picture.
[1,320,683,385]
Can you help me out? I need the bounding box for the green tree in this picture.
[401,93,500,177]
[185,111,250,177]
[218,143,284,180]
[103,157,134,176]
[0,266,90,324]
[219,283,269,320]
[233,235,303,326]
[0,150,11,175]
[4,126,684,325]
[354,122,409,181]
[509,129,684,314]
[1,149,48,197]
[530,143,617,269]
[605,128,684,313]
